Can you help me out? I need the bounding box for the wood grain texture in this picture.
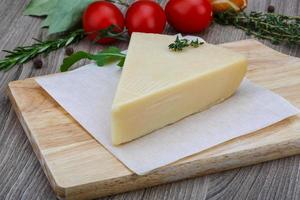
[0,0,300,200]
[7,39,300,200]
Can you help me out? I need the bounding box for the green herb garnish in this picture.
[190,39,202,48]
[0,26,129,72]
[0,29,85,71]
[214,10,300,45]
[169,36,204,51]
[60,46,126,72]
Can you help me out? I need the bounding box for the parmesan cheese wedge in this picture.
[111,33,247,145]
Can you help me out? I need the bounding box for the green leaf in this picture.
[93,46,125,66]
[41,15,52,27]
[60,51,92,72]
[47,0,93,34]
[117,57,125,67]
[24,0,57,16]
[24,0,93,34]
[60,47,126,72]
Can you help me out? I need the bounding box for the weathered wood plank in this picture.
[0,0,299,199]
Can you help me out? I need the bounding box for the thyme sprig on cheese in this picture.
[169,36,204,51]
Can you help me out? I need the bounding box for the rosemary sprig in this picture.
[0,26,129,71]
[0,30,85,71]
[169,36,204,51]
[214,10,300,45]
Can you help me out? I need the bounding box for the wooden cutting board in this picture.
[7,39,300,200]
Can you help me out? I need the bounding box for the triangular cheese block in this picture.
[112,33,247,145]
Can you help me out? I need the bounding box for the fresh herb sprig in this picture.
[0,26,129,72]
[60,46,126,72]
[0,30,85,71]
[214,10,300,45]
[169,36,204,51]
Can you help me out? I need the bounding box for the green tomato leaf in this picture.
[24,0,57,16]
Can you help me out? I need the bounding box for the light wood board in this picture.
[7,39,300,200]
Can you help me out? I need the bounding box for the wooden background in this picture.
[0,0,299,199]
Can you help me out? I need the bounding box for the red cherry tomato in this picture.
[125,0,166,35]
[83,1,125,44]
[165,0,213,33]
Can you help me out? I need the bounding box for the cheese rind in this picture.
[112,33,247,145]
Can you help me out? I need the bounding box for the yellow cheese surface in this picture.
[112,33,247,145]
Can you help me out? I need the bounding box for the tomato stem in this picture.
[91,25,129,42]
[106,0,130,7]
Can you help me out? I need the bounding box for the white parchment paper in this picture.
[36,63,299,175]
